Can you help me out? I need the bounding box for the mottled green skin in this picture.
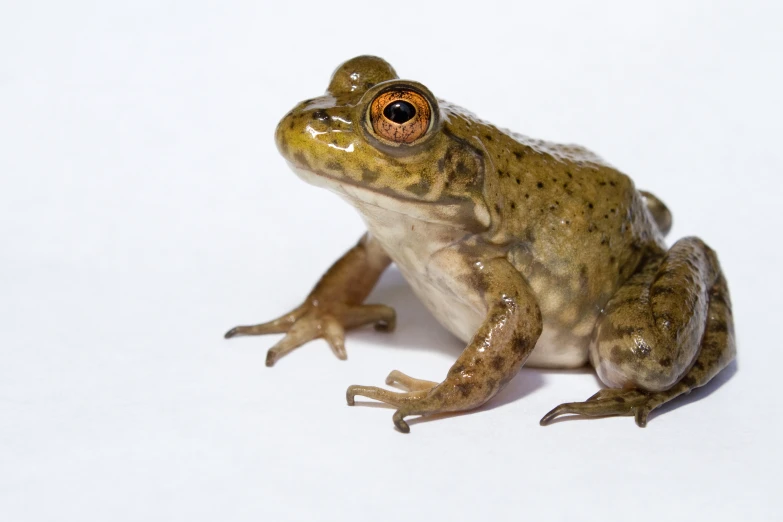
[228,56,735,431]
[274,56,668,366]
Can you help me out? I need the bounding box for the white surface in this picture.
[1,1,780,521]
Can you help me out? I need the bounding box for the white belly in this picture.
[348,197,590,369]
[402,264,589,368]
[397,261,484,345]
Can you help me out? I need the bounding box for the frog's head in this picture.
[275,56,490,231]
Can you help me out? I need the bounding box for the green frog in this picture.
[225,56,735,433]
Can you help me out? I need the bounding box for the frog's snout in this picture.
[275,99,358,175]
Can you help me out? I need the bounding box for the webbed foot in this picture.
[539,388,670,427]
[346,370,439,433]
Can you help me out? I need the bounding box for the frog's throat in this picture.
[289,164,490,232]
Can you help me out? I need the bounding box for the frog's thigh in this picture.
[541,248,734,427]
[591,237,728,391]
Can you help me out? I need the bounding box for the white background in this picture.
[1,1,781,521]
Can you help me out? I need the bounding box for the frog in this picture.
[225,56,735,433]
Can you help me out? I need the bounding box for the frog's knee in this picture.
[640,190,672,236]
[591,339,681,392]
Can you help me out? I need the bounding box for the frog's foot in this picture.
[224,303,395,367]
[346,370,437,406]
[539,388,668,427]
[346,370,442,433]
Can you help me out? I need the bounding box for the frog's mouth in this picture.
[288,163,490,232]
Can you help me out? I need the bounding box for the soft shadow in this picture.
[351,266,464,359]
[648,358,738,422]
[535,365,605,389]
[347,266,739,428]
[485,367,546,409]
[405,367,545,427]
[405,410,473,429]
[539,359,739,426]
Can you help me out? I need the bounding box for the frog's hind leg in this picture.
[540,237,735,427]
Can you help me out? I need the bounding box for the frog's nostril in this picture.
[312,110,330,122]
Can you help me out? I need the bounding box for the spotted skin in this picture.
[541,263,734,426]
[590,237,720,391]
[225,55,735,432]
[348,255,543,433]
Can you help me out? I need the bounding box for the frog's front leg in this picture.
[225,233,394,366]
[540,237,735,426]
[347,256,543,433]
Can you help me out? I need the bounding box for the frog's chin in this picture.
[289,164,490,232]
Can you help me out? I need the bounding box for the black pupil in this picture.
[383,100,416,124]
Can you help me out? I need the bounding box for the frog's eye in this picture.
[368,89,432,144]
